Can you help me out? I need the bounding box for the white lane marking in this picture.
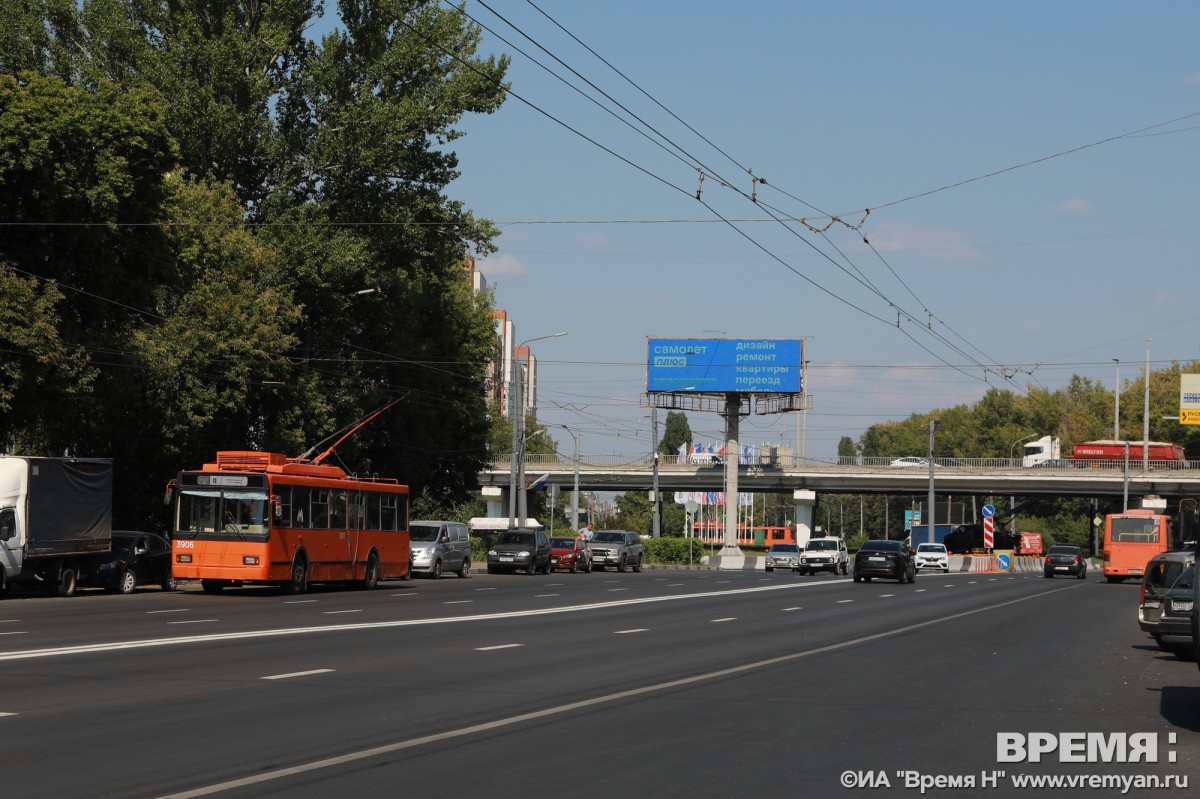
[608,588,628,592]
[879,594,894,598]
[148,609,191,614]
[474,587,496,591]
[443,600,473,605]
[667,583,684,587]
[476,644,523,651]
[614,628,648,634]
[391,593,418,597]
[323,610,363,615]
[716,580,731,584]
[837,599,854,604]
[168,620,219,625]
[284,600,318,604]
[534,594,559,598]
[0,712,16,717]
[944,585,955,588]
[711,617,737,623]
[0,632,27,636]
[0,620,19,623]
[915,589,927,593]
[262,669,334,681]
[154,586,1076,799]
[782,607,802,612]
[968,581,978,585]
[0,581,1079,663]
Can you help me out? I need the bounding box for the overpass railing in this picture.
[491,454,1197,471]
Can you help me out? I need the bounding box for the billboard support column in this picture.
[719,393,743,557]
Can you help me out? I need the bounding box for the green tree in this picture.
[659,411,693,458]
[837,436,858,465]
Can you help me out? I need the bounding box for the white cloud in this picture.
[1049,198,1094,214]
[859,221,980,260]
[475,253,529,276]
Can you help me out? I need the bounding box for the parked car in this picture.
[1155,564,1196,661]
[764,542,802,572]
[798,537,849,575]
[914,542,950,573]
[486,530,552,575]
[588,530,644,572]
[1139,550,1195,653]
[550,536,592,573]
[853,539,915,583]
[409,520,471,578]
[1043,544,1087,579]
[97,531,176,593]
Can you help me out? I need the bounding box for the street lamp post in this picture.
[507,332,567,529]
[1009,433,1037,535]
[560,425,580,531]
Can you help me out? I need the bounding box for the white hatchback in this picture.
[914,543,950,573]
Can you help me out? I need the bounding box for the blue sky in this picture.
[436,1,1200,459]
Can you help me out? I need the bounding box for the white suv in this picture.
[799,537,849,575]
[914,542,950,573]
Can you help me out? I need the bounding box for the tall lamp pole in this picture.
[508,332,567,529]
[1009,433,1037,535]
[560,425,580,531]
[1112,358,1120,441]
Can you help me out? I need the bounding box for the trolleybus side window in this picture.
[349,491,368,531]
[330,489,347,530]
[292,486,309,528]
[363,492,381,531]
[276,487,292,527]
[381,493,398,532]
[311,488,330,529]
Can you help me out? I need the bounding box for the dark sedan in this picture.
[853,539,915,584]
[97,531,176,593]
[1043,544,1087,579]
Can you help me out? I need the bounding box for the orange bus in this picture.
[693,523,794,547]
[1102,509,1176,583]
[170,451,410,593]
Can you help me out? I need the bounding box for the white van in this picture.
[409,520,471,578]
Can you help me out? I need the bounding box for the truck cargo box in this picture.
[0,457,112,556]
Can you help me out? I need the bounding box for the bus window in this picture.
[222,490,270,535]
[330,489,347,530]
[381,494,397,531]
[180,490,218,533]
[276,486,292,527]
[349,491,368,531]
[311,489,330,529]
[292,486,309,528]
[364,492,381,531]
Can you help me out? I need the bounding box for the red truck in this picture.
[1023,436,1186,466]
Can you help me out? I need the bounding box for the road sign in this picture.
[1181,408,1200,425]
[997,553,1011,571]
[981,504,995,518]
[904,510,921,530]
[983,516,995,548]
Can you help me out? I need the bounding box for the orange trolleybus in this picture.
[1101,509,1176,583]
[169,450,410,594]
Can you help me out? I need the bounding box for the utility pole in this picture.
[927,419,937,545]
[1143,339,1151,469]
[651,408,662,538]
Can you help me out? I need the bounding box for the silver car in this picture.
[764,543,801,572]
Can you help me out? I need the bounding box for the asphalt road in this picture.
[0,567,1196,798]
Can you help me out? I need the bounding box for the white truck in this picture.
[0,456,114,596]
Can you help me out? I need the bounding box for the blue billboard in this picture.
[647,339,802,393]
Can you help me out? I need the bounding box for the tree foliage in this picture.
[0,2,510,526]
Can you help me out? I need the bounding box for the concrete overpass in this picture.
[478,455,1200,500]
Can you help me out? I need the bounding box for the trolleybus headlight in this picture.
[243,555,259,565]
[177,554,192,563]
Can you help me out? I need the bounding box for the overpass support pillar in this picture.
[793,489,817,546]
[481,485,505,519]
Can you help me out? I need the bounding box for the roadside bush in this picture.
[644,536,706,565]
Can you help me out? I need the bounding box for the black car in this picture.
[97,531,176,593]
[486,530,552,574]
[1043,544,1087,579]
[853,540,916,584]
[1154,564,1195,660]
